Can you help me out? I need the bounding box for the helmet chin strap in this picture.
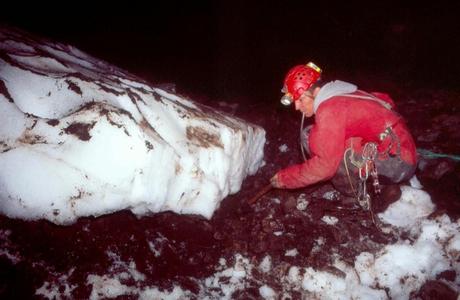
[300,113,308,161]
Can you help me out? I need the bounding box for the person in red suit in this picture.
[271,62,417,207]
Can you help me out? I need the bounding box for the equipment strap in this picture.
[343,92,393,111]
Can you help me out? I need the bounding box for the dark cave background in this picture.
[2,2,459,103]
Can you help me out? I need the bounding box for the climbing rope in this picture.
[417,148,460,162]
[300,113,308,161]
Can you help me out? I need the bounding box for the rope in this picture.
[417,148,460,162]
[344,148,358,197]
[300,113,308,161]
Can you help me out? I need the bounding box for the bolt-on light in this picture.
[306,62,321,74]
[280,93,293,105]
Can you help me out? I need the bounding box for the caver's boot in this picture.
[372,184,402,213]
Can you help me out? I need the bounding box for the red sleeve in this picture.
[275,106,346,189]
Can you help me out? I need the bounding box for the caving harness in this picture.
[299,92,401,212]
[345,126,402,210]
[345,142,379,210]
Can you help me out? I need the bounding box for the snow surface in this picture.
[0,28,265,224]
[321,215,339,225]
[378,185,435,229]
[29,186,460,299]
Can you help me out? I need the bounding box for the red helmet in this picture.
[280,62,322,105]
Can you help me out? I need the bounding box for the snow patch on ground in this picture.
[278,144,288,153]
[355,215,460,299]
[36,268,77,300]
[259,284,276,299]
[147,232,168,257]
[322,215,339,225]
[296,193,309,211]
[0,229,21,264]
[259,255,272,273]
[30,186,460,299]
[409,175,423,189]
[31,219,460,299]
[378,185,435,229]
[285,248,299,257]
[322,190,340,201]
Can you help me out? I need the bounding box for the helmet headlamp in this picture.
[280,93,293,105]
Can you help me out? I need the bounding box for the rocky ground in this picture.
[1,76,460,299]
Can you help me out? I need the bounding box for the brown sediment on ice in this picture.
[63,122,96,141]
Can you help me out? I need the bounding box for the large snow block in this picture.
[0,28,265,224]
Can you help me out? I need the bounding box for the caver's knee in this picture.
[373,184,402,213]
[375,156,416,184]
[331,154,415,198]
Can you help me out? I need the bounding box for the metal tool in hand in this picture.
[248,184,273,205]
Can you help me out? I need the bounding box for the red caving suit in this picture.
[276,80,417,189]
